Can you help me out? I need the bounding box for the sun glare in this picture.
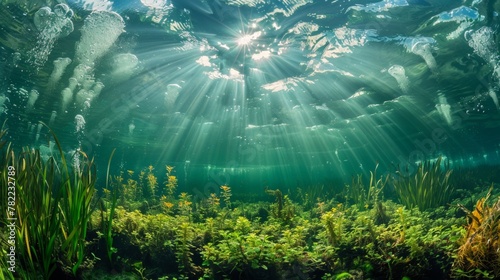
[237,31,262,46]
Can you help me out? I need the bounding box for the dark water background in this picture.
[1,0,500,193]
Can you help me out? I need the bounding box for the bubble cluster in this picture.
[465,27,498,63]
[388,65,409,94]
[26,89,39,110]
[75,11,125,66]
[48,57,72,88]
[75,114,86,133]
[488,88,499,110]
[61,88,73,112]
[164,84,182,111]
[49,111,57,126]
[436,93,453,126]
[128,122,136,135]
[109,53,139,82]
[29,4,74,67]
[411,41,437,73]
[0,94,8,114]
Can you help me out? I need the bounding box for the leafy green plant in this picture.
[321,206,344,246]
[393,156,453,210]
[175,221,199,277]
[165,165,177,198]
[220,185,232,209]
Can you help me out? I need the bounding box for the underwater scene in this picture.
[2,0,500,279]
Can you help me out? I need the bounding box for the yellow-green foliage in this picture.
[220,185,232,209]
[321,205,344,246]
[111,165,177,211]
[175,222,196,275]
[165,165,177,198]
[453,189,500,278]
[101,206,181,262]
[146,165,158,200]
[125,170,140,202]
[178,192,193,218]
[207,193,220,215]
[93,186,466,279]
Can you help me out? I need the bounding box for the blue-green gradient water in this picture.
[1,0,500,191]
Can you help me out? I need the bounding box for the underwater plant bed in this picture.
[1,134,500,279]
[85,195,467,280]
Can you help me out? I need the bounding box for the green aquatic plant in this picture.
[265,188,296,223]
[178,192,193,218]
[164,165,177,198]
[345,174,367,210]
[14,147,63,278]
[58,149,97,275]
[175,221,199,277]
[265,188,283,216]
[141,165,158,202]
[0,246,16,279]
[453,187,500,278]
[321,205,344,246]
[0,124,98,278]
[110,207,176,260]
[220,185,232,209]
[345,163,388,211]
[132,261,149,280]
[88,185,465,279]
[101,149,118,264]
[295,184,334,211]
[124,170,140,203]
[393,156,453,211]
[203,193,221,217]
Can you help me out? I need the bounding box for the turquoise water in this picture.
[1,0,500,190]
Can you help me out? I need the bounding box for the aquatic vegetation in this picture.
[164,165,177,198]
[0,125,97,278]
[177,192,193,218]
[160,196,175,214]
[295,184,336,212]
[123,170,139,204]
[345,163,388,211]
[174,222,198,277]
[101,149,118,264]
[453,187,500,278]
[321,205,344,246]
[205,193,221,216]
[146,165,158,201]
[0,127,488,279]
[2,145,476,280]
[220,185,232,209]
[393,156,454,211]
